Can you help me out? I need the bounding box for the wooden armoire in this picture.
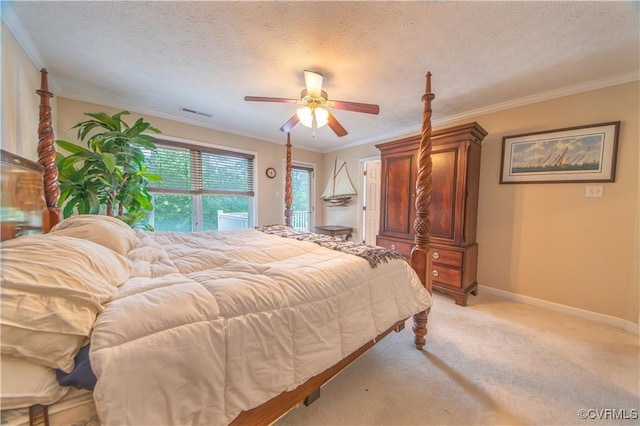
[376,122,487,306]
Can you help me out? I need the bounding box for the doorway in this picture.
[360,157,381,245]
[290,162,315,231]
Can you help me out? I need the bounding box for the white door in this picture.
[363,160,381,245]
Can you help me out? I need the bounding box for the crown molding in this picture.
[325,71,639,153]
[1,2,61,94]
[64,69,639,155]
[1,3,42,67]
[435,71,640,128]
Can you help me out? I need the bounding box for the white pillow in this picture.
[0,355,69,409]
[1,234,131,371]
[50,214,138,256]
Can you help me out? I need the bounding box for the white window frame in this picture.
[283,159,316,230]
[147,135,257,231]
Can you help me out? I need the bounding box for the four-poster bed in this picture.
[0,69,436,425]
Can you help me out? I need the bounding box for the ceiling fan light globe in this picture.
[296,107,329,129]
[314,107,329,127]
[297,107,313,128]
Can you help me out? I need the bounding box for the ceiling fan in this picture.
[244,70,380,137]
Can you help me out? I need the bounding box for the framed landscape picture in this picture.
[499,121,620,184]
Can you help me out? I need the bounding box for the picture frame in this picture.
[499,121,620,184]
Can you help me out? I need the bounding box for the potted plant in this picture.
[55,111,162,228]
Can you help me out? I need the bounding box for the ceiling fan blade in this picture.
[327,112,348,137]
[303,70,323,98]
[279,114,300,133]
[244,96,299,103]
[330,100,380,115]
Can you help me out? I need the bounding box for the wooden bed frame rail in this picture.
[230,319,406,425]
[27,68,435,424]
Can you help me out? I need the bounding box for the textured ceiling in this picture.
[4,1,639,153]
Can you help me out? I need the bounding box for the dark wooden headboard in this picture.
[0,150,48,240]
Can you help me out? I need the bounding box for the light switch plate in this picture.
[585,185,603,197]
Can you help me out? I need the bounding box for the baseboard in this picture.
[478,285,640,335]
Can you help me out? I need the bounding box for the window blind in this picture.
[145,140,255,196]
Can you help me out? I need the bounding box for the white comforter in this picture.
[90,229,432,425]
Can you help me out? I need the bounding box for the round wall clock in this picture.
[265,167,276,179]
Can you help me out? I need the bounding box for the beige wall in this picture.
[474,82,639,324]
[326,82,639,324]
[319,143,380,242]
[55,98,324,227]
[1,21,56,161]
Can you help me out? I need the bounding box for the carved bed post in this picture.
[411,72,435,350]
[36,68,61,231]
[284,132,293,227]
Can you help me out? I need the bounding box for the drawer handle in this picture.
[390,244,396,250]
[432,251,440,259]
[431,269,439,277]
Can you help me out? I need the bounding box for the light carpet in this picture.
[277,292,639,425]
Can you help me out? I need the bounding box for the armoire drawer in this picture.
[430,247,463,268]
[431,265,463,288]
[376,236,412,258]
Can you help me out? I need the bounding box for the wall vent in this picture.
[180,107,212,118]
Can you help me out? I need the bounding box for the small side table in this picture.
[314,225,353,240]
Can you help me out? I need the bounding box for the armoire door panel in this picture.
[376,122,487,306]
[429,148,458,241]
[383,156,413,234]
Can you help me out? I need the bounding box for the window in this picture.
[144,140,255,232]
[291,164,314,231]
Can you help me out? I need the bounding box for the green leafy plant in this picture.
[55,111,162,228]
